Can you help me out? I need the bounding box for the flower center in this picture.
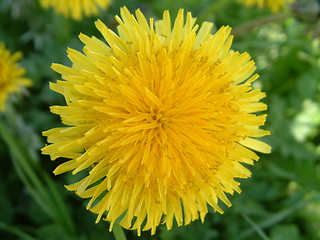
[147,111,170,130]
[153,113,167,124]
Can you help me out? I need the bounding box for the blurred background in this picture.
[1,0,320,239]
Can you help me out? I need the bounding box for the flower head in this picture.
[0,42,31,112]
[42,7,271,235]
[39,0,111,20]
[240,0,294,12]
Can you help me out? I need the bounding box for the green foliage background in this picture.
[1,0,320,239]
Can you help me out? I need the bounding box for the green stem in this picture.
[241,214,270,240]
[112,222,127,240]
[232,13,292,38]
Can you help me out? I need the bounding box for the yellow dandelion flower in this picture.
[240,0,294,12]
[0,42,31,112]
[42,7,271,235]
[39,0,111,20]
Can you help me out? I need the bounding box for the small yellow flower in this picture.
[39,0,111,20]
[240,0,294,12]
[0,42,31,112]
[42,7,271,235]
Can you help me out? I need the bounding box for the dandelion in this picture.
[42,7,271,235]
[240,0,294,12]
[39,0,111,20]
[0,42,31,112]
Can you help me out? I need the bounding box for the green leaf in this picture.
[0,221,37,240]
[271,225,300,240]
[0,119,75,236]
